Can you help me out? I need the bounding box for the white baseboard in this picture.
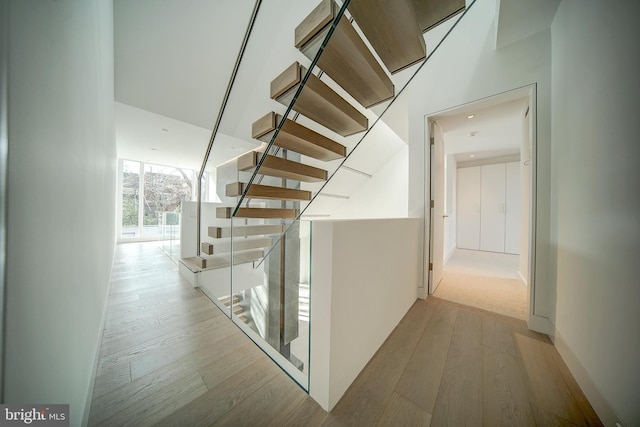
[550,326,623,427]
[443,246,455,265]
[527,313,551,335]
[517,270,528,287]
[82,244,116,427]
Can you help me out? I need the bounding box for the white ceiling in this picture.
[115,102,257,170]
[114,0,256,130]
[432,88,530,163]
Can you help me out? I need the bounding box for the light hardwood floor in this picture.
[89,242,602,426]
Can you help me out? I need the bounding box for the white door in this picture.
[429,121,445,294]
[480,163,506,252]
[505,161,521,254]
[456,166,481,250]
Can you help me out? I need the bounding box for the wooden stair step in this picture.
[295,0,394,108]
[200,249,265,270]
[181,256,207,271]
[226,181,311,201]
[201,242,214,255]
[237,151,327,182]
[182,252,262,271]
[219,294,240,306]
[233,305,243,315]
[410,0,465,33]
[216,207,299,219]
[271,62,368,136]
[203,237,274,255]
[348,0,426,74]
[252,112,346,161]
[208,224,284,238]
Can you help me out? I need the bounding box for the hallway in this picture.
[88,242,600,426]
[434,248,528,319]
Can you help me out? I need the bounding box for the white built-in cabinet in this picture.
[456,162,520,254]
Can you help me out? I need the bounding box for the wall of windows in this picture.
[117,159,197,243]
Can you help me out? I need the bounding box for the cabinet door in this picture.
[505,161,521,254]
[456,166,481,250]
[480,163,506,252]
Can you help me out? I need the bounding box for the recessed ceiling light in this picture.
[467,114,475,119]
[161,128,169,132]
[469,131,479,137]
[151,147,157,151]
[470,154,476,158]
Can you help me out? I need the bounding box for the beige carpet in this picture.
[433,249,527,319]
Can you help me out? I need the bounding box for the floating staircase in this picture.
[193,0,465,273]
[182,0,468,385]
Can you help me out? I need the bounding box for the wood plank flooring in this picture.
[89,242,601,426]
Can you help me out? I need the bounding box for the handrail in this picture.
[196,0,262,256]
[232,0,352,215]
[252,0,478,267]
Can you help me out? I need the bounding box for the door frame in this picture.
[425,85,538,326]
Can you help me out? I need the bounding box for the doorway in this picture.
[427,86,535,320]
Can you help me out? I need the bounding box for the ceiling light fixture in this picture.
[470,154,475,158]
[151,147,157,151]
[469,131,479,137]
[161,128,169,132]
[467,114,475,119]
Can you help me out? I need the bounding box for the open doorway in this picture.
[428,86,534,320]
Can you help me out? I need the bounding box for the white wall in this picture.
[407,0,553,320]
[328,146,409,219]
[5,1,116,426]
[309,218,422,410]
[550,1,640,426]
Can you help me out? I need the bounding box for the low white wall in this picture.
[309,218,422,410]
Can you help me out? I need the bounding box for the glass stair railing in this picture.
[185,0,474,391]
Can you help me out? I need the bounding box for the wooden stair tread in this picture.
[295,0,394,108]
[216,206,299,219]
[226,181,311,201]
[199,249,265,270]
[201,242,214,255]
[271,62,368,136]
[202,237,274,255]
[181,256,207,271]
[182,250,263,271]
[237,151,327,183]
[410,0,465,33]
[252,112,346,161]
[208,224,284,238]
[348,0,426,74]
[219,295,240,306]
